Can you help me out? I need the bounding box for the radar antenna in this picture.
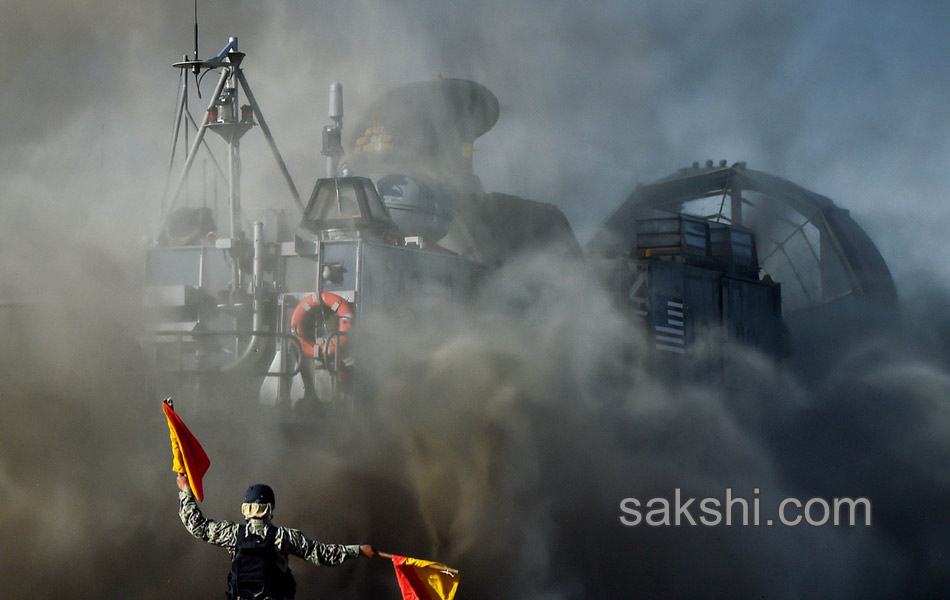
[161,36,304,241]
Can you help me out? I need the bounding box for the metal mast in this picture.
[162,36,303,241]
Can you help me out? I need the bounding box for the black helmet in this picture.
[244,484,275,506]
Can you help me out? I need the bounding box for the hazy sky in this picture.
[2,0,949,288]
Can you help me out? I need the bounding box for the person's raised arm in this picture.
[176,473,237,548]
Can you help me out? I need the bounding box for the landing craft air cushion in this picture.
[141,37,897,417]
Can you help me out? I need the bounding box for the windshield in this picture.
[306,180,363,221]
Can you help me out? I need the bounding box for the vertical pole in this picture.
[193,0,199,63]
[325,83,344,179]
[730,183,743,226]
[227,61,241,239]
[229,138,241,237]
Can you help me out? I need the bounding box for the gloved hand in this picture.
[359,544,376,558]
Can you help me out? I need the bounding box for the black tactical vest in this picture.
[227,524,296,600]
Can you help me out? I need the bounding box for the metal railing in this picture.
[145,329,304,377]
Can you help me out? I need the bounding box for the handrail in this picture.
[145,329,303,377]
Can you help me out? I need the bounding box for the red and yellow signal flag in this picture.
[388,554,459,600]
[162,399,210,501]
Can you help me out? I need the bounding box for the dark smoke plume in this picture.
[3,247,949,598]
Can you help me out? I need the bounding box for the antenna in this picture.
[192,0,200,77]
[166,37,305,229]
[322,83,345,177]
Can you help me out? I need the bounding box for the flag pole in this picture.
[376,552,459,576]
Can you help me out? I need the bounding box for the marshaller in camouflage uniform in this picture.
[176,474,375,600]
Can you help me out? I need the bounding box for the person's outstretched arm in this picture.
[279,527,375,567]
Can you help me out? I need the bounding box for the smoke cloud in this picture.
[2,1,949,599]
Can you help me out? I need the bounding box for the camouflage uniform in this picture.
[178,489,360,598]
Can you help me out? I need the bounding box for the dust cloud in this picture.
[2,1,950,599]
[2,247,949,598]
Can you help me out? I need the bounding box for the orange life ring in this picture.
[289,292,353,360]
